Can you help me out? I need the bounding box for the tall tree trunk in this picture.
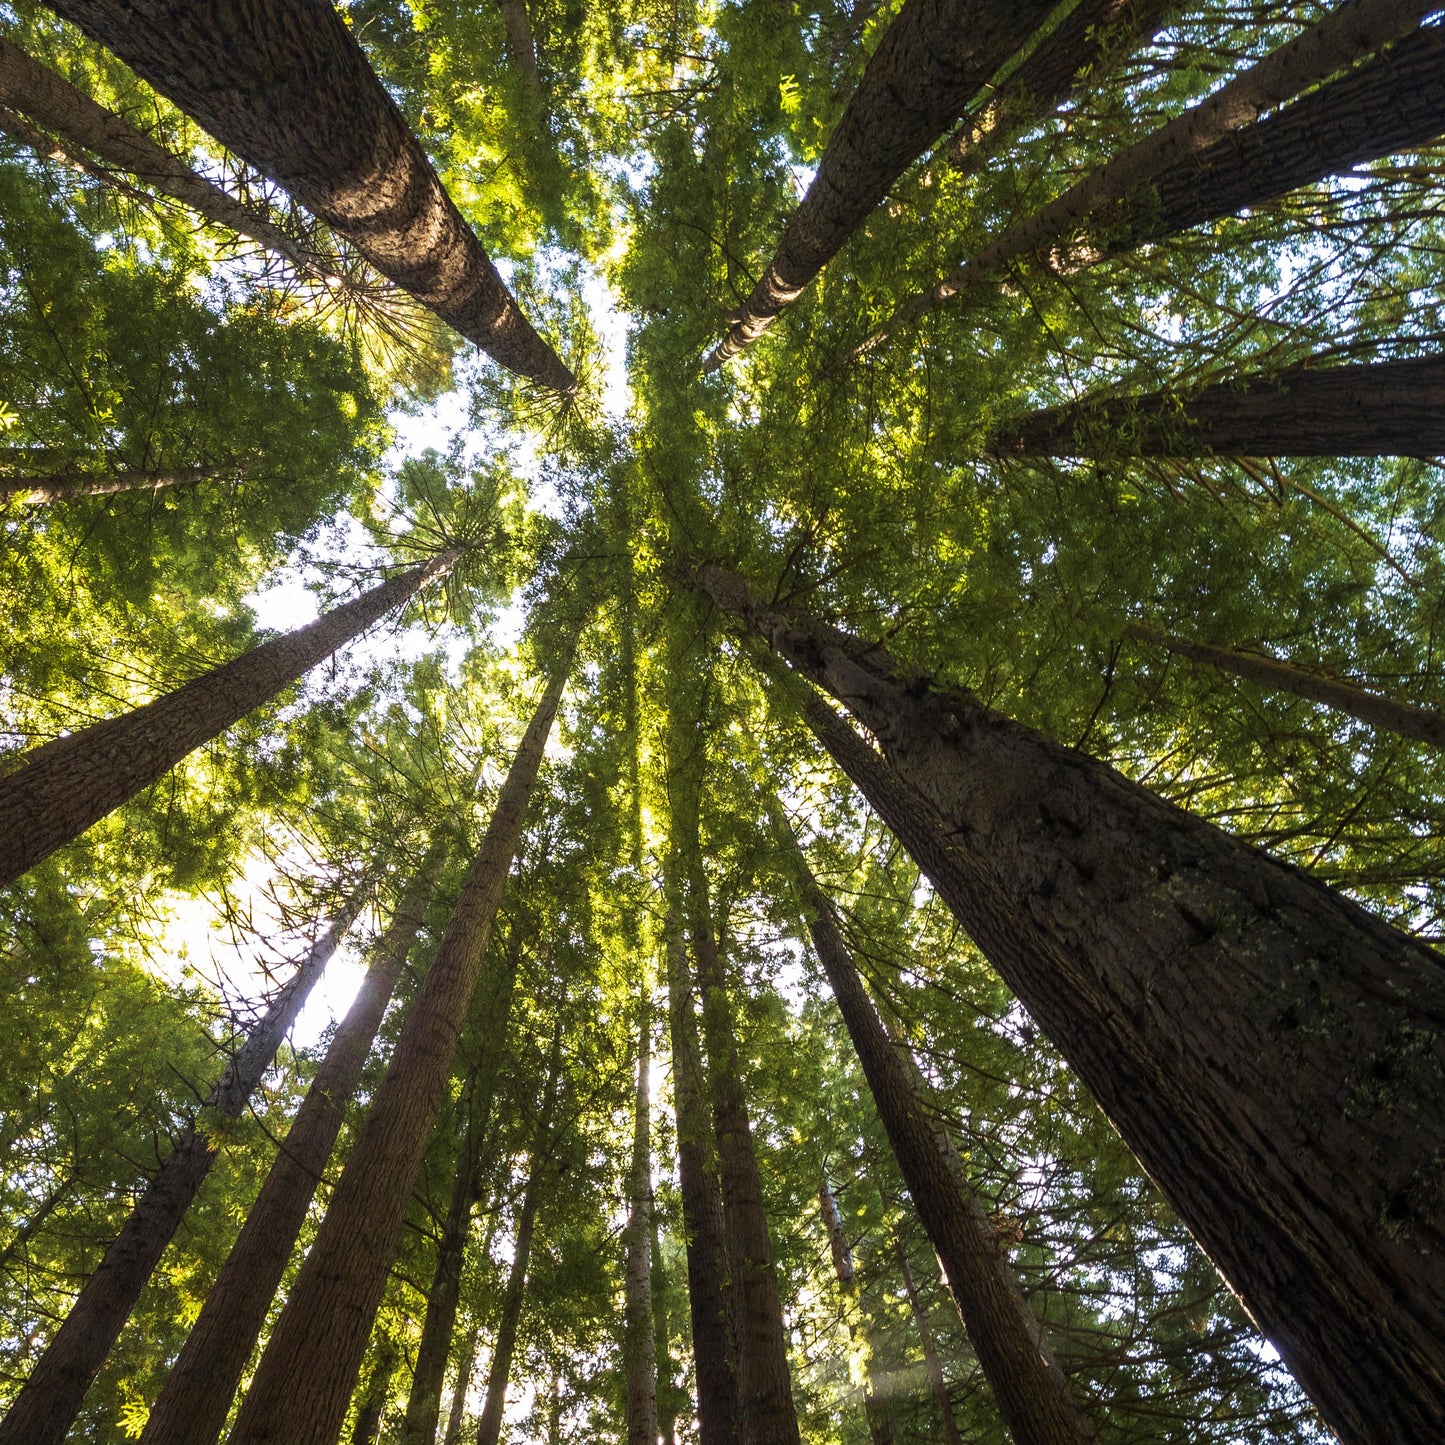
[990,355,1445,460]
[652,1211,679,1445]
[0,465,227,505]
[853,0,1440,357]
[663,909,740,1445]
[350,1337,399,1445]
[701,0,1058,370]
[625,1003,660,1445]
[401,944,522,1445]
[696,562,1445,1445]
[0,553,452,889]
[894,1235,966,1445]
[1123,622,1445,749]
[441,1317,483,1445]
[497,0,544,115]
[47,0,575,392]
[474,1026,564,1445]
[779,811,1094,1445]
[140,848,447,1445]
[225,658,573,1445]
[0,889,365,1445]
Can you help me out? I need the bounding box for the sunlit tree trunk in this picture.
[0,465,226,505]
[47,0,575,391]
[0,890,365,1445]
[225,657,573,1445]
[697,562,1445,1445]
[625,1002,660,1445]
[0,554,452,890]
[894,1234,966,1445]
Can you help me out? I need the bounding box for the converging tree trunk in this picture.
[351,1338,400,1445]
[653,1210,680,1445]
[441,1317,483,1445]
[47,0,575,391]
[696,562,1445,1445]
[225,657,573,1445]
[140,848,448,1445]
[894,1233,966,1445]
[0,464,228,505]
[0,554,452,890]
[701,0,1058,370]
[0,889,366,1445]
[989,355,1445,459]
[625,1002,660,1445]
[775,811,1094,1445]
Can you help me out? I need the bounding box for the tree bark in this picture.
[0,889,365,1445]
[47,0,575,392]
[625,1003,660,1445]
[0,553,453,890]
[497,0,544,115]
[696,562,1445,1445]
[474,1026,564,1445]
[140,848,447,1445]
[350,1338,399,1445]
[652,1210,679,1445]
[440,1316,483,1445]
[701,0,1058,370]
[894,1235,966,1445]
[0,465,227,505]
[663,909,740,1445]
[853,0,1441,357]
[778,815,1094,1445]
[990,354,1445,460]
[224,657,572,1445]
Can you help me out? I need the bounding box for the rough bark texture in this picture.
[0,893,363,1445]
[664,910,740,1445]
[696,562,1445,1445]
[702,0,1058,369]
[990,354,1445,459]
[855,0,1440,355]
[625,1006,660,1445]
[0,554,451,889]
[0,464,225,504]
[140,852,446,1445]
[350,1340,399,1445]
[47,0,575,391]
[894,1236,966,1445]
[225,662,570,1445]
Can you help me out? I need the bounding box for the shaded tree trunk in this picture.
[225,658,573,1445]
[0,465,227,505]
[990,355,1445,460]
[894,1235,966,1445]
[141,848,448,1445]
[0,553,452,889]
[441,1316,483,1445]
[696,562,1445,1445]
[350,1338,399,1445]
[0,890,365,1445]
[777,812,1092,1445]
[498,0,544,115]
[47,0,575,391]
[702,0,1058,370]
[652,1211,679,1445]
[625,1003,660,1445]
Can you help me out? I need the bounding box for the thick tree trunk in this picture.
[894,1236,966,1445]
[474,1027,563,1445]
[0,890,364,1445]
[0,554,452,890]
[696,563,1445,1445]
[0,465,226,505]
[140,850,446,1445]
[225,659,572,1445]
[350,1339,399,1445]
[853,0,1441,356]
[625,1004,660,1445]
[47,0,575,391]
[1123,622,1445,749]
[701,0,1057,370]
[663,909,740,1445]
[990,355,1445,459]
[779,816,1094,1445]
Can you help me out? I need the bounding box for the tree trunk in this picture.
[47,0,575,392]
[990,355,1445,460]
[696,562,1445,1445]
[225,658,573,1445]
[663,909,740,1445]
[0,553,452,890]
[350,1338,399,1445]
[474,1026,564,1445]
[0,890,365,1445]
[701,0,1058,370]
[853,0,1440,356]
[894,1235,966,1445]
[140,849,447,1445]
[497,0,544,115]
[0,465,227,505]
[625,1002,660,1445]
[440,1317,483,1445]
[652,1210,679,1445]
[778,815,1094,1445]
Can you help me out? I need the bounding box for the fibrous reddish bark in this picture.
[0,554,452,890]
[46,0,575,391]
[697,562,1445,1445]
[0,891,365,1445]
[224,660,572,1445]
[624,1004,660,1445]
